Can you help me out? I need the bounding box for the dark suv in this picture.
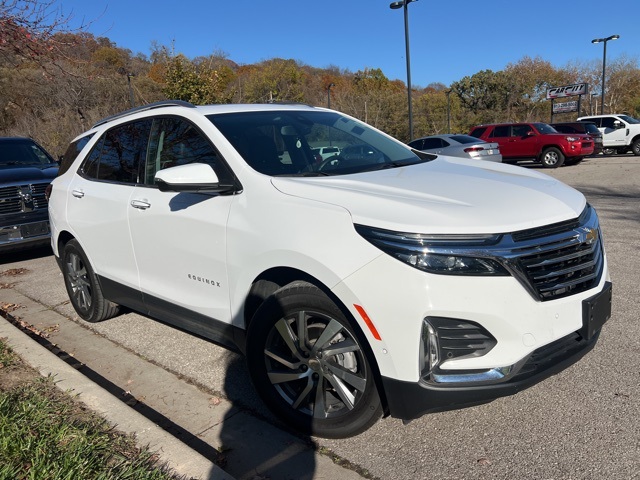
[0,137,58,252]
[469,122,594,167]
[551,122,603,155]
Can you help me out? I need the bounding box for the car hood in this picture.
[271,157,586,234]
[0,165,58,183]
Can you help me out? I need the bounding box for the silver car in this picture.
[408,134,502,162]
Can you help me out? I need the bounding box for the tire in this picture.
[632,140,640,156]
[61,239,120,323]
[540,147,564,168]
[246,282,383,438]
[602,147,616,156]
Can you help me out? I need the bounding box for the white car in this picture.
[49,101,612,438]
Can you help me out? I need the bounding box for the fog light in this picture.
[420,319,440,378]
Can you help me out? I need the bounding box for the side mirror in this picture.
[154,163,236,194]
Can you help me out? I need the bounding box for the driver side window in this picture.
[144,117,234,186]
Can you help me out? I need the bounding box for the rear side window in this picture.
[469,127,486,138]
[59,134,94,176]
[490,126,509,137]
[81,120,152,184]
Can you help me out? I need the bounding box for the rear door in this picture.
[65,119,150,302]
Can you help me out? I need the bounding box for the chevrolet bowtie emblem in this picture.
[579,227,598,245]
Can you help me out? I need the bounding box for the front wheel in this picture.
[61,239,120,323]
[540,147,565,168]
[246,282,383,438]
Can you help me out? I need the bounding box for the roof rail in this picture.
[92,100,196,128]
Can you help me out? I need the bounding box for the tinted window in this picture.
[600,117,617,129]
[469,127,486,138]
[0,139,55,167]
[450,135,480,144]
[143,117,234,185]
[59,134,94,176]
[490,126,509,137]
[553,125,578,134]
[422,138,443,149]
[407,139,423,149]
[533,123,556,134]
[580,123,600,134]
[81,120,151,183]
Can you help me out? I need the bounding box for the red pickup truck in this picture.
[469,122,594,167]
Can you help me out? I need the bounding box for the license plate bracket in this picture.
[581,282,612,341]
[20,222,49,238]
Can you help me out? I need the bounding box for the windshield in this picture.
[534,123,557,134]
[208,110,429,176]
[0,140,56,168]
[619,115,640,124]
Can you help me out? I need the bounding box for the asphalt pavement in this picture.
[1,154,639,480]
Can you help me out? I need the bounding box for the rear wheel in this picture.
[540,147,564,168]
[246,282,382,438]
[61,239,120,323]
[632,139,640,156]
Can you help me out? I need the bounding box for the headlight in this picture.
[355,225,509,276]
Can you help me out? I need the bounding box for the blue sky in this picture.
[58,0,638,88]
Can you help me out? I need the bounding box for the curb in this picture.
[0,313,234,480]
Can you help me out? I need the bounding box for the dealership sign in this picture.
[546,83,588,99]
[552,101,579,113]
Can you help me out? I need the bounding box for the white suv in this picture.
[49,101,612,438]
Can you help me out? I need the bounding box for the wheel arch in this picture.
[243,267,390,416]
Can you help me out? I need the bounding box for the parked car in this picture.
[311,145,341,160]
[0,137,58,252]
[408,134,502,162]
[469,122,594,167]
[551,122,603,155]
[49,101,611,438]
[576,114,640,155]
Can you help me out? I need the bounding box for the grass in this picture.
[0,338,181,480]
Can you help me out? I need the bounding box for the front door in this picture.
[128,116,238,337]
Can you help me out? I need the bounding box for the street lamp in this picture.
[327,83,335,109]
[446,89,451,134]
[390,0,417,141]
[591,34,619,115]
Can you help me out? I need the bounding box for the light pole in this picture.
[446,89,451,134]
[589,93,599,116]
[591,34,619,115]
[126,73,136,108]
[390,0,416,141]
[327,83,335,109]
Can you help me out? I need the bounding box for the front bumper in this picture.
[383,327,600,420]
[0,213,51,252]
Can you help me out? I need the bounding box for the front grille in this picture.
[0,183,50,215]
[504,206,604,301]
[515,232,603,301]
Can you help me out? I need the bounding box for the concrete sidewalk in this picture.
[0,286,364,480]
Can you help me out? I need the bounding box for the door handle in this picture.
[130,199,151,210]
[71,189,84,198]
